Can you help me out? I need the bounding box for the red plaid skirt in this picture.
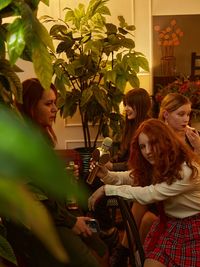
[144,213,200,267]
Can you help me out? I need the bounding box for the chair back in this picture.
[116,197,145,267]
[191,52,200,79]
[55,149,81,166]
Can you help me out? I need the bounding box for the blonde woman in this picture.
[158,93,200,155]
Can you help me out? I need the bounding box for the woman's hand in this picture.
[89,160,108,179]
[88,186,105,211]
[72,216,92,237]
[73,164,79,178]
[185,126,200,154]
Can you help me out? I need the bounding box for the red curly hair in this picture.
[128,118,200,186]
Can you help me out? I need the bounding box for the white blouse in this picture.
[103,163,200,218]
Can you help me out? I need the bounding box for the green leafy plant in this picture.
[0,0,54,109]
[42,0,149,148]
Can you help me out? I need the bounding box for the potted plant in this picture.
[42,0,149,149]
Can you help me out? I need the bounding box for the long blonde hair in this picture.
[158,93,191,121]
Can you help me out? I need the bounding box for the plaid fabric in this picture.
[144,213,200,267]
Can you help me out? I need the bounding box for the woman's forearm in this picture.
[101,170,133,185]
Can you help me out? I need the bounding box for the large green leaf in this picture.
[59,89,80,118]
[115,74,127,91]
[87,0,110,18]
[0,231,17,265]
[95,5,110,16]
[16,1,53,88]
[49,24,68,39]
[137,56,150,72]
[0,0,12,11]
[104,70,116,84]
[127,53,140,73]
[80,87,93,107]
[0,179,68,263]
[33,18,54,52]
[32,35,53,90]
[105,23,117,34]
[128,74,140,88]
[40,0,49,5]
[118,15,126,28]
[93,85,108,111]
[0,106,86,202]
[120,37,135,49]
[7,18,26,65]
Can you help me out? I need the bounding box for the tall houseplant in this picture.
[42,0,149,148]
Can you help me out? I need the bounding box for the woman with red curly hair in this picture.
[88,118,200,267]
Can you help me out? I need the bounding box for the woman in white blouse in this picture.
[88,118,200,267]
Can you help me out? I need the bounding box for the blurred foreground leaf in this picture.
[0,232,17,265]
[0,105,86,202]
[0,105,88,263]
[0,180,68,263]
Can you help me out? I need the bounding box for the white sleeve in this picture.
[104,167,196,204]
[101,170,133,185]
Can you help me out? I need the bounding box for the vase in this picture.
[160,46,176,76]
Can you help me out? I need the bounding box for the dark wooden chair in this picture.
[190,52,200,80]
[116,197,145,267]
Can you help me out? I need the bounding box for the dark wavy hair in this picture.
[128,118,200,186]
[16,78,57,146]
[120,88,151,154]
[18,78,57,118]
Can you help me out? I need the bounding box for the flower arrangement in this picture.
[155,78,200,118]
[154,19,184,57]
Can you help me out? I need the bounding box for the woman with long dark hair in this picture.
[8,78,109,267]
[107,88,152,171]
